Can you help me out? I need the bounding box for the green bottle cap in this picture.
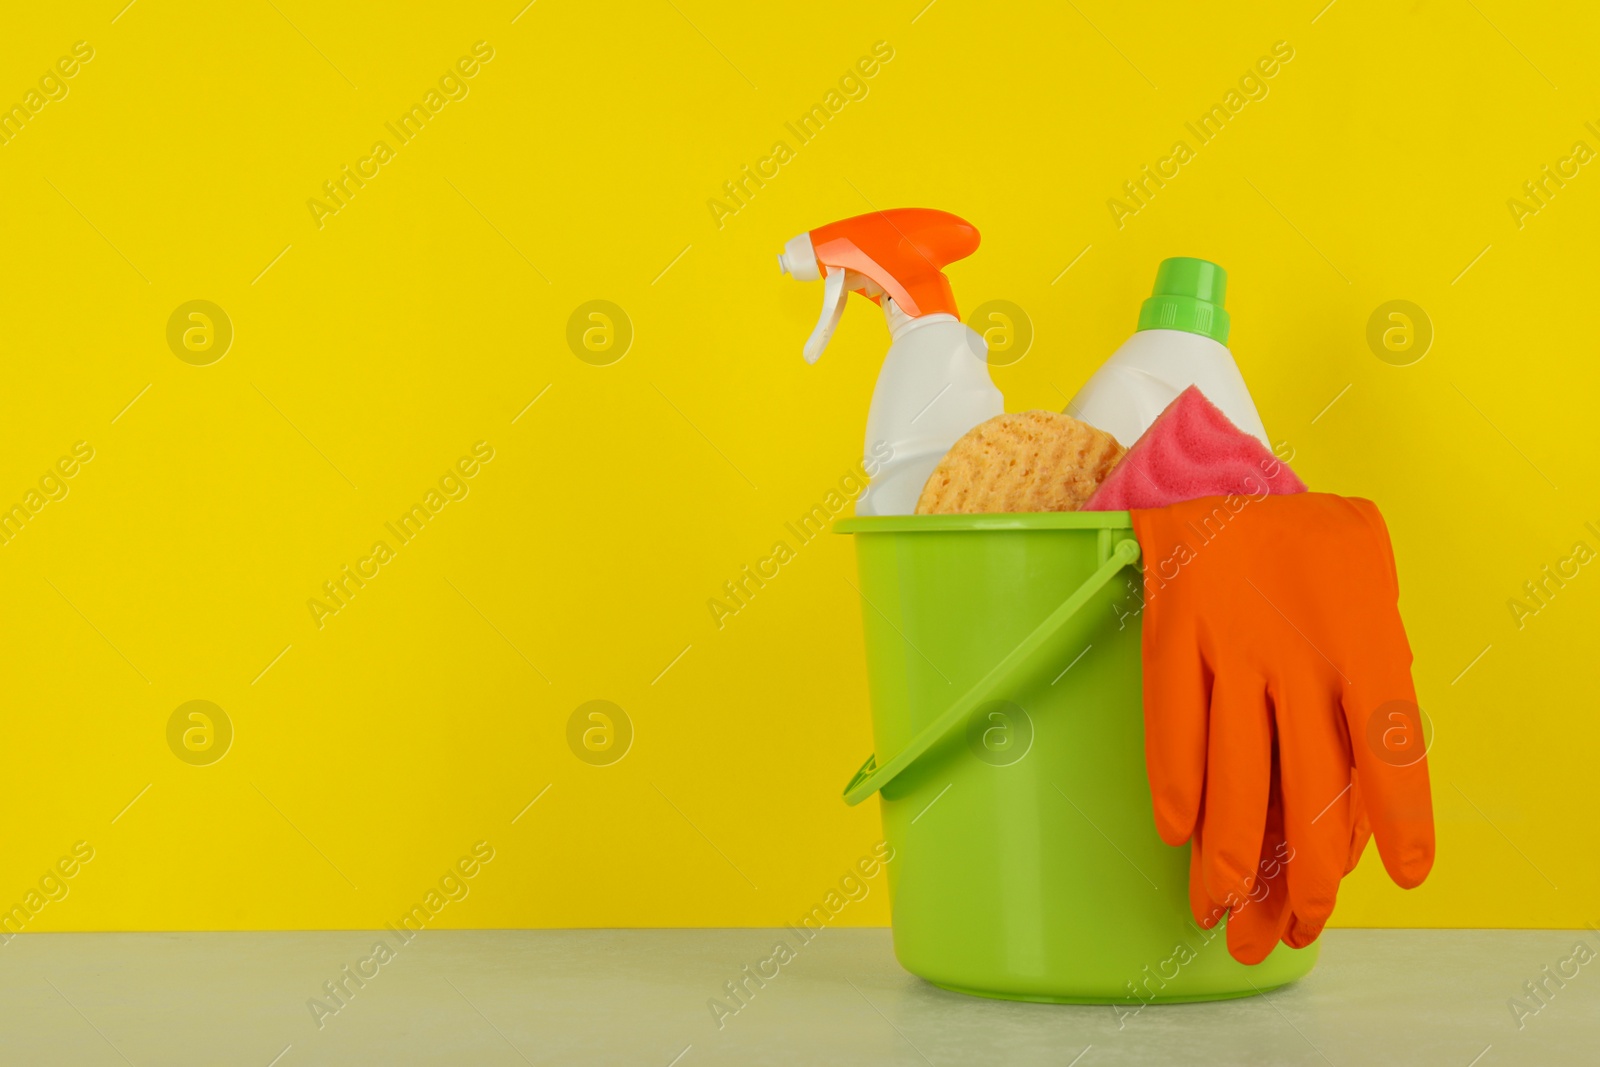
[1136,257,1229,344]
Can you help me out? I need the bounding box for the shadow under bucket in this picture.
[836,510,1316,1004]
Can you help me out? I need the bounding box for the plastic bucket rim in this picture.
[836,511,1133,534]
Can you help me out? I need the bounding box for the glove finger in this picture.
[1285,775,1374,948]
[1346,770,1373,875]
[1224,767,1294,964]
[1283,909,1319,950]
[1188,834,1226,931]
[1271,668,1354,941]
[1139,564,1210,847]
[1190,838,1222,927]
[1225,883,1290,964]
[1340,499,1435,888]
[1200,667,1273,905]
[1342,669,1435,888]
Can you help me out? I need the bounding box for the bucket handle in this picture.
[842,537,1141,806]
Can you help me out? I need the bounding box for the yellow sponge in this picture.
[915,410,1125,515]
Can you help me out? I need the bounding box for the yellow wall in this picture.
[1,0,1595,932]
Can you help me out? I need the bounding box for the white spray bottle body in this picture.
[858,306,1003,516]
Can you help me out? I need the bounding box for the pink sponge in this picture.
[1081,386,1305,510]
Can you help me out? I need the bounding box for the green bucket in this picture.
[836,510,1317,1004]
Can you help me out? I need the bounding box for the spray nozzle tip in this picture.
[778,233,821,282]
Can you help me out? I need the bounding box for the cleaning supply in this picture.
[914,410,1123,515]
[1187,763,1293,962]
[1082,385,1304,511]
[1132,493,1435,963]
[836,510,1317,1000]
[1067,257,1270,449]
[779,208,1003,515]
[1189,773,1375,964]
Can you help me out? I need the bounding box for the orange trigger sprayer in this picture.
[778,208,1003,515]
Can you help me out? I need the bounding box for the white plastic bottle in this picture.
[778,209,1004,515]
[858,302,1002,515]
[1067,257,1269,448]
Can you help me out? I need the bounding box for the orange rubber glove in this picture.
[1131,493,1433,964]
[1187,766,1373,962]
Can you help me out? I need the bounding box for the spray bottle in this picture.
[778,208,1003,515]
